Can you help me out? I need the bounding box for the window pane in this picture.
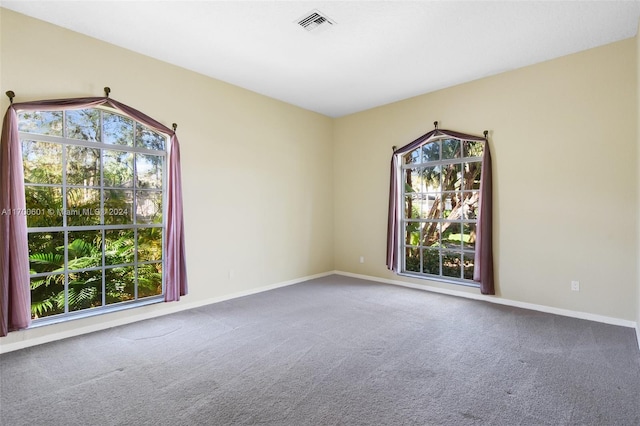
[136,191,162,224]
[422,222,440,247]
[422,249,439,275]
[66,109,100,141]
[68,270,103,312]
[105,229,134,265]
[442,163,462,191]
[404,168,421,193]
[404,194,417,219]
[405,247,420,272]
[104,190,133,225]
[138,263,162,298]
[31,274,65,319]
[442,252,461,278]
[138,227,163,262]
[442,138,461,159]
[25,186,63,227]
[421,194,438,219]
[405,222,421,247]
[67,146,101,186]
[416,194,430,219]
[18,111,63,136]
[425,196,441,220]
[464,141,484,158]
[442,223,462,250]
[105,266,135,304]
[136,154,163,189]
[463,254,475,280]
[103,112,134,146]
[422,142,439,162]
[103,150,134,188]
[67,188,101,226]
[403,149,421,165]
[464,162,482,190]
[463,223,476,251]
[442,193,462,219]
[68,230,102,271]
[423,166,442,193]
[136,124,165,150]
[28,232,64,274]
[22,140,62,184]
[463,192,479,220]
[407,167,427,192]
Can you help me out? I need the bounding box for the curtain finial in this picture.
[434,121,438,129]
[483,130,489,139]
[104,87,111,98]
[6,91,15,104]
[172,123,178,132]
[392,145,397,152]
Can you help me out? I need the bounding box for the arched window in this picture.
[401,137,482,281]
[18,107,166,320]
[1,94,187,336]
[387,127,494,294]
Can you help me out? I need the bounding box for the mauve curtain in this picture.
[0,96,188,336]
[0,107,30,336]
[386,129,494,295]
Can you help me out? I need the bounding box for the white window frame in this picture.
[18,107,167,326]
[398,136,482,287]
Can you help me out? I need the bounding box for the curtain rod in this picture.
[5,88,178,132]
[391,122,490,152]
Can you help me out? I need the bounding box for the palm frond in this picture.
[31,298,54,317]
[29,252,64,268]
[68,257,100,270]
[68,239,99,258]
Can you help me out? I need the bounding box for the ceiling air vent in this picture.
[296,10,335,32]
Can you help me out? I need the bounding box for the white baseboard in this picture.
[3,270,637,354]
[0,271,334,354]
[334,270,638,330]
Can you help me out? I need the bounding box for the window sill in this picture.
[28,295,164,329]
[396,271,481,289]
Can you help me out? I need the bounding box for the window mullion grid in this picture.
[438,167,443,277]
[438,218,443,277]
[61,128,70,314]
[397,138,481,285]
[418,224,423,275]
[133,142,139,301]
[402,219,407,273]
[459,216,464,280]
[458,189,463,280]
[21,108,168,322]
[99,110,106,308]
[17,133,166,157]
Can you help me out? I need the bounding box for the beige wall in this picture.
[0,9,334,347]
[334,38,638,321]
[1,8,639,350]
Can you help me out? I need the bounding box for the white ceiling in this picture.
[2,1,639,117]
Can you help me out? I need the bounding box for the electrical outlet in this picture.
[571,280,580,291]
[359,256,365,264]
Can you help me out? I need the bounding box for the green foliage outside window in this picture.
[19,109,165,319]
[402,138,483,281]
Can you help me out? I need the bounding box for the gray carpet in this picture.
[1,275,639,426]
